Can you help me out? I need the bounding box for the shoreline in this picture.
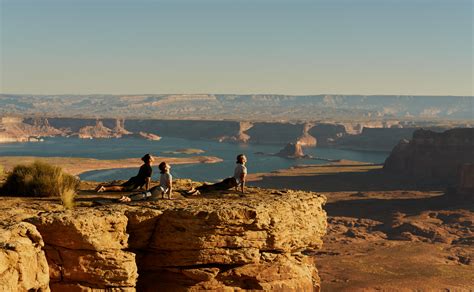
[0,155,223,177]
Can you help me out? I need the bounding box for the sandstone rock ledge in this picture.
[1,189,327,291]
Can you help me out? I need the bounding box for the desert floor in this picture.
[250,161,473,291]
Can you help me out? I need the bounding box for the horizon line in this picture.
[1,92,473,97]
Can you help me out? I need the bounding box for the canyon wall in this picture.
[384,128,474,183]
[1,189,327,291]
[2,116,466,152]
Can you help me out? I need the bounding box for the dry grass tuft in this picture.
[0,161,80,199]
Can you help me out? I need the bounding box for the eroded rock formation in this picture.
[218,122,253,143]
[0,117,62,143]
[78,120,115,139]
[113,118,132,136]
[297,123,317,147]
[0,222,50,292]
[3,116,450,151]
[384,128,474,183]
[276,142,306,158]
[1,189,327,291]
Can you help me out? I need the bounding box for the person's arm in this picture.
[240,173,246,194]
[167,175,173,195]
[145,177,151,191]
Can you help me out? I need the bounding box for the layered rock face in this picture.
[218,121,253,143]
[0,117,62,143]
[2,189,327,291]
[4,116,461,151]
[0,223,50,292]
[296,123,317,147]
[78,120,116,139]
[28,209,138,291]
[384,128,474,183]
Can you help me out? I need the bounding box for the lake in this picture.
[0,137,389,182]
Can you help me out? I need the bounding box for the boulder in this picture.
[0,222,50,292]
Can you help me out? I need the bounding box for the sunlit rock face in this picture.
[2,188,327,291]
[276,142,306,158]
[0,222,50,292]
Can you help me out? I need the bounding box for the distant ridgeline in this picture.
[1,94,473,121]
[0,115,470,152]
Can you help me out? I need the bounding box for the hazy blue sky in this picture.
[1,0,472,95]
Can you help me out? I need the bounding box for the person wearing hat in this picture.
[96,154,154,192]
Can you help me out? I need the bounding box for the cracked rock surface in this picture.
[0,186,327,291]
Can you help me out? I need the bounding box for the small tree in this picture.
[0,161,80,201]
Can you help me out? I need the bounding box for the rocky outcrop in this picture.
[78,120,115,139]
[27,210,137,291]
[113,118,132,136]
[218,122,253,143]
[8,189,327,291]
[341,120,402,135]
[276,142,306,158]
[0,222,50,292]
[247,122,305,144]
[308,123,346,146]
[0,117,62,143]
[384,128,474,183]
[296,123,317,147]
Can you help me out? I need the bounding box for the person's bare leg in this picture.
[102,185,126,192]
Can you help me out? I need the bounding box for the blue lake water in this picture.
[0,137,389,183]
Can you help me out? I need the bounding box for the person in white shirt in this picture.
[233,154,247,194]
[185,154,247,195]
[118,161,173,202]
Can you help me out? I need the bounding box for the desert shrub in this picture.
[0,161,80,198]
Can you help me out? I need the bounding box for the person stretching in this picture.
[118,161,173,202]
[185,154,247,195]
[96,154,153,193]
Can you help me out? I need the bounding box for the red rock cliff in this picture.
[384,128,474,183]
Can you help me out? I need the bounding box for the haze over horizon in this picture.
[1,0,473,96]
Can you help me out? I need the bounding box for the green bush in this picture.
[0,161,80,198]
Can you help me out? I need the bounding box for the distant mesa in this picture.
[384,128,474,184]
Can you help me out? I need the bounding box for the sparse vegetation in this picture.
[0,161,80,199]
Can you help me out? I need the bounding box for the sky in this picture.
[0,0,472,96]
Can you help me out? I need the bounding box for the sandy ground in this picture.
[250,161,473,291]
[0,155,222,176]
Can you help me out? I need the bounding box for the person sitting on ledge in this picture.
[185,154,247,196]
[96,154,153,193]
[118,161,173,202]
